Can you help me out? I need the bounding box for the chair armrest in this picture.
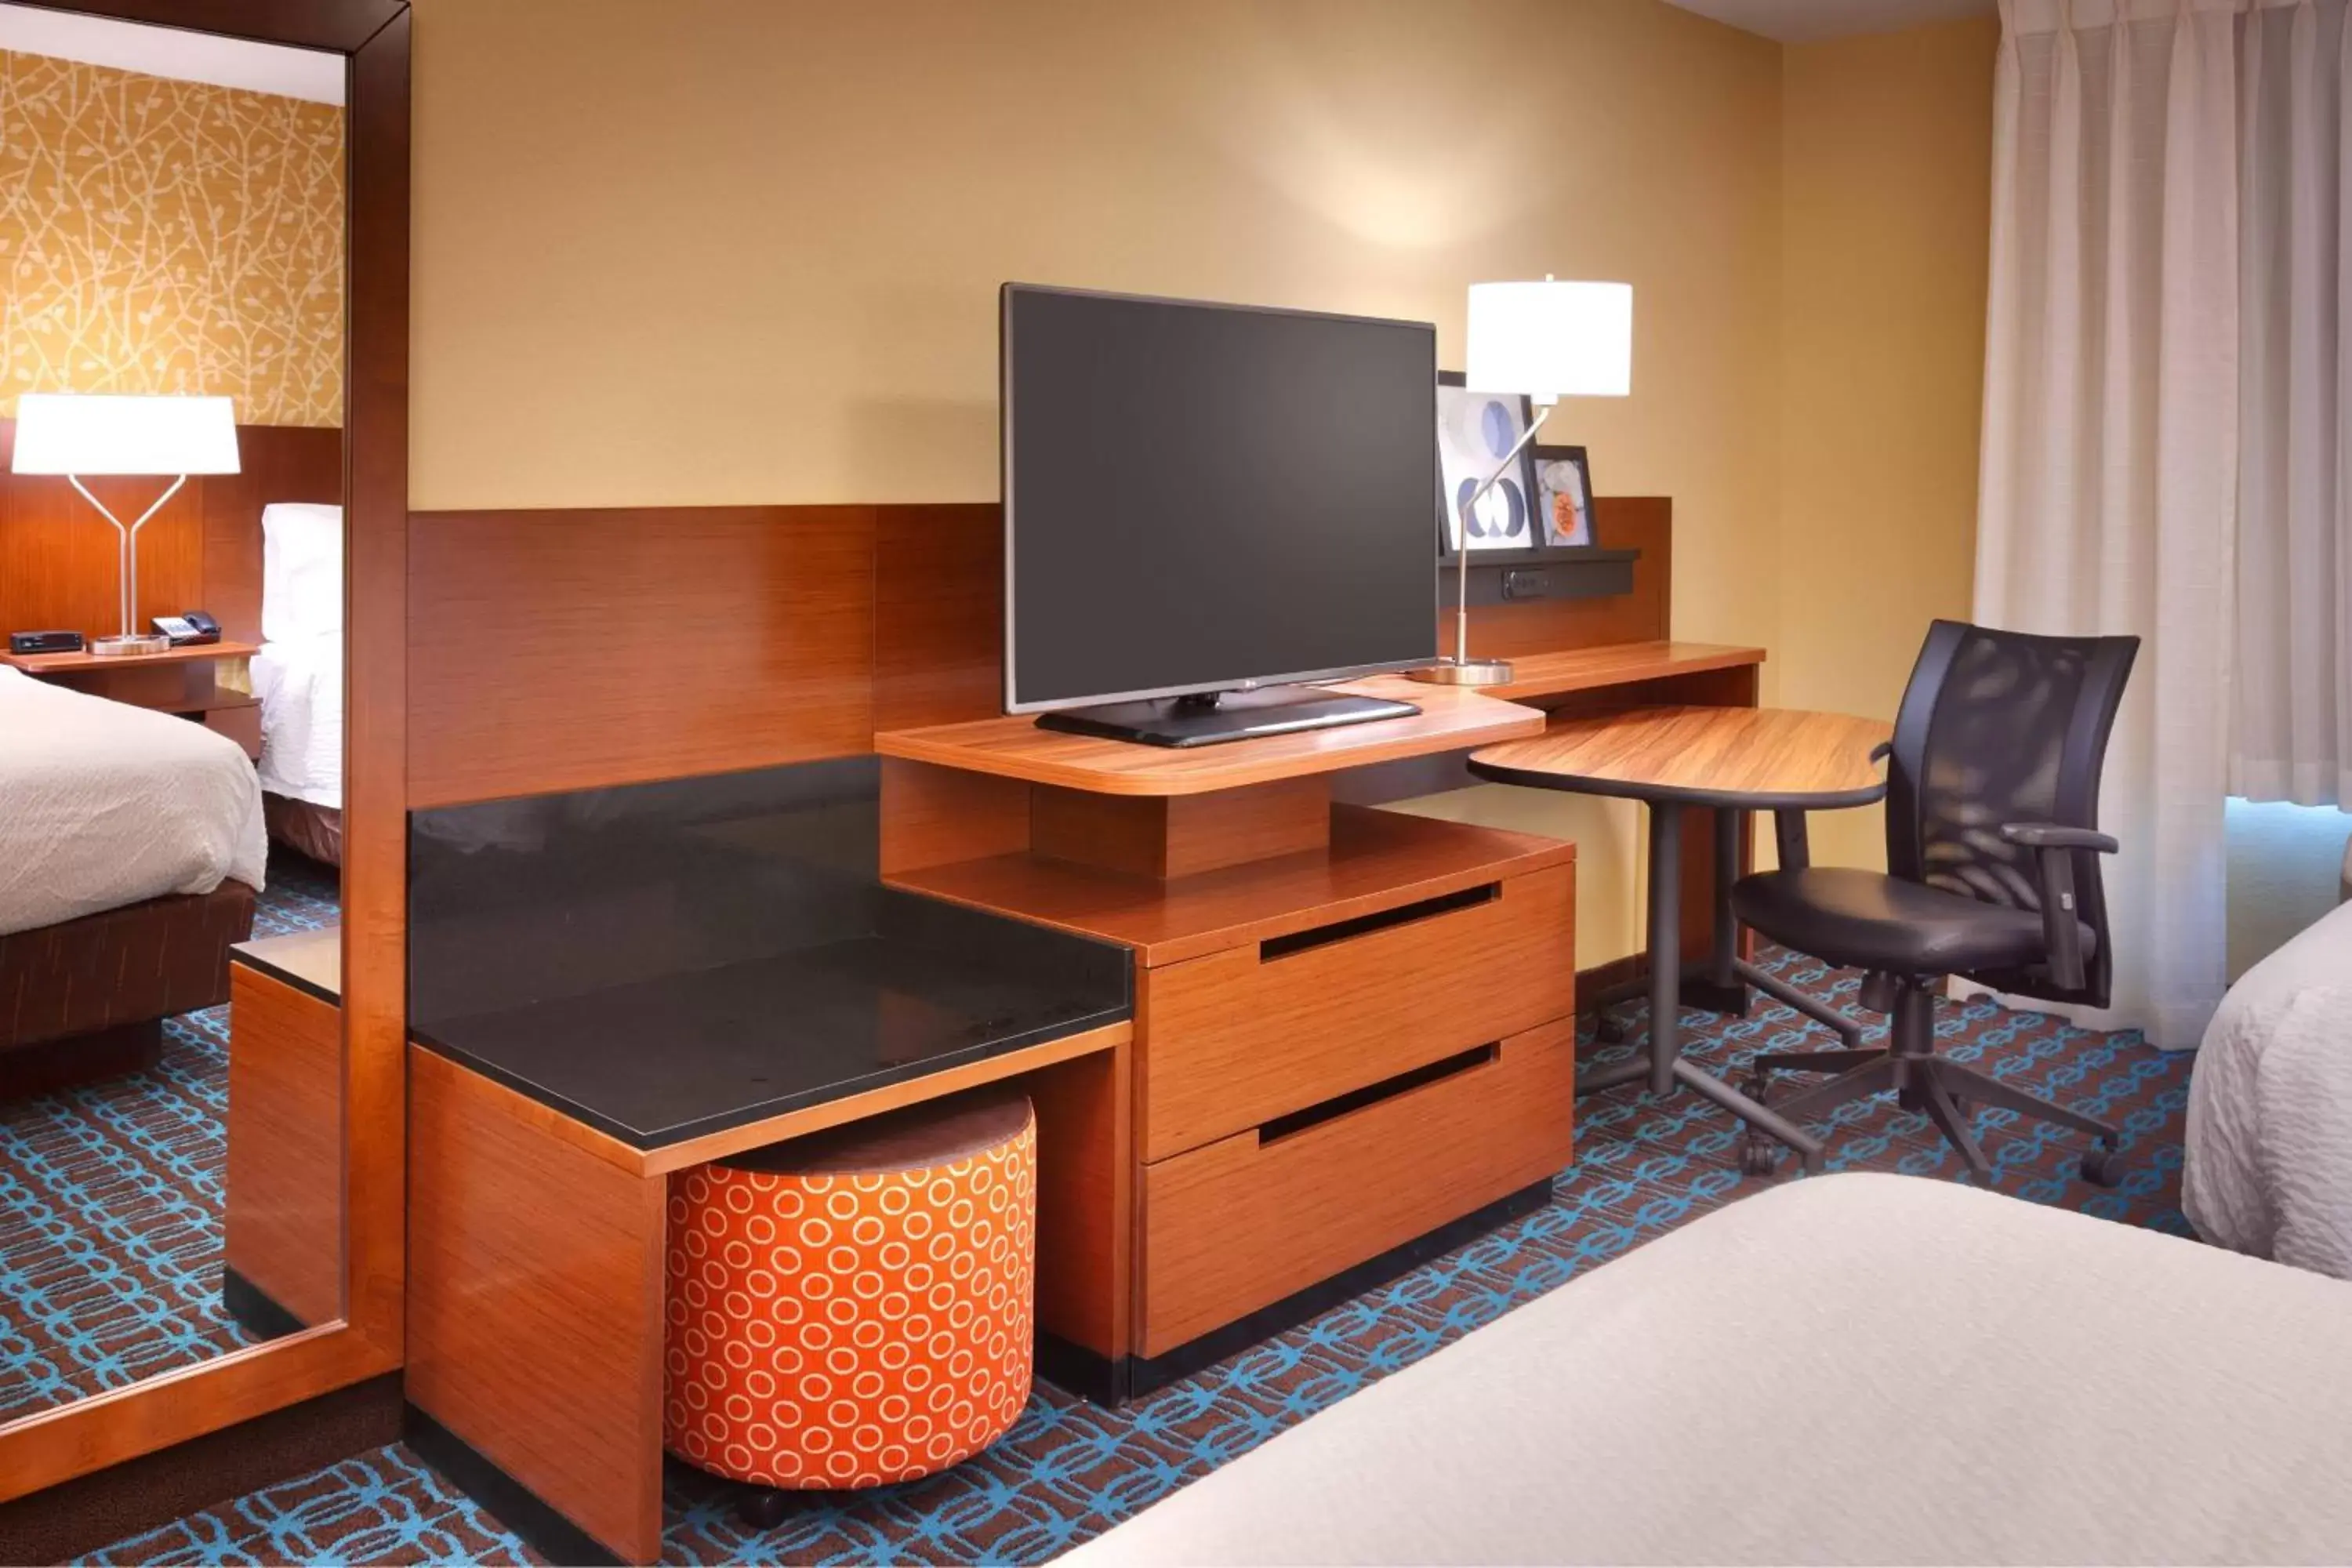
[1773,808,1811,873]
[1998,823,2119,854]
[1998,822,2118,988]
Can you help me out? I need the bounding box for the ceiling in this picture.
[1664,0,1997,42]
[0,2,343,103]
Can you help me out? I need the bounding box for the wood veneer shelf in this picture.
[1479,640,1766,703]
[875,676,1545,797]
[886,803,1577,969]
[0,638,260,674]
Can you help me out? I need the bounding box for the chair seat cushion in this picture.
[1731,868,2090,978]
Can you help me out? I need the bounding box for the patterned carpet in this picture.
[0,851,340,1425]
[91,946,2195,1567]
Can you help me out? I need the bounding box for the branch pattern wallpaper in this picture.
[0,47,343,427]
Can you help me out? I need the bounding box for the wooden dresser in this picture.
[879,676,1583,1387]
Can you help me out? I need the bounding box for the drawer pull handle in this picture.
[1258,1043,1501,1145]
[1259,883,1500,963]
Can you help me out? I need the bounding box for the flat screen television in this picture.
[1001,284,1438,747]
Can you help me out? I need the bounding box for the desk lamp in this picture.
[1414,278,1632,687]
[10,394,241,657]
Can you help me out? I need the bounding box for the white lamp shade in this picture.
[1465,280,1633,402]
[10,393,241,476]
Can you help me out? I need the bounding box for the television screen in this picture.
[1003,285,1438,713]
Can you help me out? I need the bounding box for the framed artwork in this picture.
[1532,444,1596,549]
[1436,371,1538,557]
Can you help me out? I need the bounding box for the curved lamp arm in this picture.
[1446,401,1555,667]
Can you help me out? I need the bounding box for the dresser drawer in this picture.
[1138,1018,1576,1356]
[1138,862,1573,1160]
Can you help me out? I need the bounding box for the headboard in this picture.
[0,419,340,645]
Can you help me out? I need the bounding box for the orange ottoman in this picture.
[663,1091,1037,1501]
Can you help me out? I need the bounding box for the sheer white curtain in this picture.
[1978,0,2241,1048]
[2235,1,2352,809]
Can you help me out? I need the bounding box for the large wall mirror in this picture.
[0,0,405,1506]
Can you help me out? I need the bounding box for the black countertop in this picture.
[407,757,1131,1152]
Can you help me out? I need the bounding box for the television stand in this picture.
[1036,685,1420,748]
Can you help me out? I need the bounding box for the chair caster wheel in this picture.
[1595,1013,1627,1044]
[2081,1145,2122,1187]
[739,1486,793,1530]
[1738,1131,1780,1178]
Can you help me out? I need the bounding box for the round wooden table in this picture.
[1470,706,1892,1171]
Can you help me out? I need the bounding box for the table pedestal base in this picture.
[1575,800,1827,1174]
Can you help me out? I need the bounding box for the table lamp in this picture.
[9,393,241,656]
[1414,278,1633,687]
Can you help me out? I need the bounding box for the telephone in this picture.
[151,611,222,646]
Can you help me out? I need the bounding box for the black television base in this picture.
[1034,684,1420,748]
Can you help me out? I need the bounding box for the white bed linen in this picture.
[260,503,343,644]
[251,633,342,808]
[2185,899,2352,1279]
[0,666,267,936]
[1065,1174,2352,1566]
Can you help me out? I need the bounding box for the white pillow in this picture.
[261,503,344,643]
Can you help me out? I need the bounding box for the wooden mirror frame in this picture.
[0,0,409,1501]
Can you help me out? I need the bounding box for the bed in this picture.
[2185,896,2352,1280]
[252,502,344,866]
[1065,1174,2352,1566]
[0,667,267,1094]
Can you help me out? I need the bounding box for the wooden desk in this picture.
[2,639,262,757]
[400,846,1136,1566]
[1471,706,1892,1171]
[879,684,1581,1396]
[404,1023,1132,1566]
[877,675,1543,796]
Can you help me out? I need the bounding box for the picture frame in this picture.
[1435,371,1540,559]
[1531,444,1597,549]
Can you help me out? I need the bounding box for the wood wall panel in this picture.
[405,506,876,807]
[405,498,1677,810]
[1442,497,1671,660]
[873,502,1000,732]
[0,419,339,645]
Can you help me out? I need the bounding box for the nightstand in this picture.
[0,639,263,757]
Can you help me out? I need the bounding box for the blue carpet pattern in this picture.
[93,946,2194,1567]
[0,851,339,1425]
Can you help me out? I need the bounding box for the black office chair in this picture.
[1730,619,2139,1186]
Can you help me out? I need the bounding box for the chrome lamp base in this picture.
[1408,657,1516,688]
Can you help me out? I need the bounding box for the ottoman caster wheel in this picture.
[1595,1012,1628,1044]
[1738,1130,1780,1178]
[738,1487,793,1530]
[2081,1144,2122,1187]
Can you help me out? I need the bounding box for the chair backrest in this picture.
[1883,619,2139,1007]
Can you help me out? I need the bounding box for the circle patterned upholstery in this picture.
[662,1093,1036,1490]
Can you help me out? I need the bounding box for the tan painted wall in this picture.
[0,48,344,426]
[1774,16,1998,871]
[408,0,1783,654]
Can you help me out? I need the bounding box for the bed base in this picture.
[0,1020,163,1099]
[0,883,256,1098]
